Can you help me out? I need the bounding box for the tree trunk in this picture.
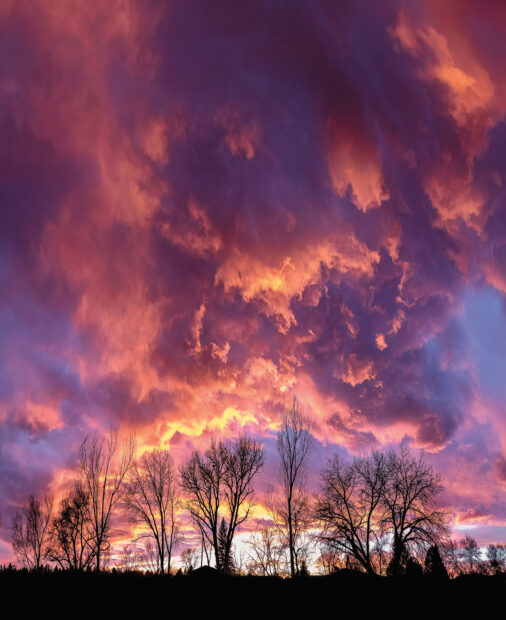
[288,494,295,577]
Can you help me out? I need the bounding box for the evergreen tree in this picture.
[217,519,236,574]
[298,559,309,577]
[387,541,410,576]
[405,556,423,577]
[425,545,449,579]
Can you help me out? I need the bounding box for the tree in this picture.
[198,524,211,567]
[247,527,284,576]
[486,544,506,575]
[79,430,135,571]
[314,447,449,576]
[142,538,162,573]
[316,545,343,575]
[372,528,390,576]
[180,439,225,571]
[314,451,387,576]
[233,543,248,575]
[181,547,199,573]
[48,482,95,570]
[11,494,53,569]
[440,539,461,577]
[219,436,265,571]
[386,542,410,576]
[298,558,310,577]
[275,399,313,577]
[267,486,312,576]
[217,518,236,573]
[424,545,448,579]
[117,543,142,572]
[382,447,449,576]
[459,534,481,574]
[180,435,264,572]
[124,447,180,574]
[405,556,423,577]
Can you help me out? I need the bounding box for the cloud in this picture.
[1,0,506,558]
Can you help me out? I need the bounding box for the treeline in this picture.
[3,401,503,578]
[440,536,506,577]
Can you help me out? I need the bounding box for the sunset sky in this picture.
[1,0,506,563]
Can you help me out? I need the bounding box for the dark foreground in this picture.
[1,568,504,619]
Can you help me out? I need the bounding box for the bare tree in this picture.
[440,539,461,577]
[486,543,506,574]
[233,543,248,575]
[48,482,95,570]
[459,534,481,574]
[142,538,160,573]
[313,451,387,575]
[12,494,54,569]
[246,526,284,576]
[267,485,312,576]
[180,439,226,570]
[180,435,264,572]
[315,544,343,575]
[372,526,390,575]
[198,523,211,566]
[314,447,448,576]
[219,436,265,571]
[124,447,180,574]
[116,543,142,572]
[180,547,199,573]
[79,430,135,571]
[382,447,450,575]
[276,398,313,577]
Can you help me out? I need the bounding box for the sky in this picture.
[1,0,506,563]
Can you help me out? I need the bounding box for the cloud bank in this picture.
[1,0,506,557]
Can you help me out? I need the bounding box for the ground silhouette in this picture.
[1,567,504,619]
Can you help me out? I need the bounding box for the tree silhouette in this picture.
[117,543,142,572]
[181,547,199,573]
[316,545,342,574]
[382,447,449,576]
[314,450,387,575]
[486,544,506,575]
[459,534,481,574]
[424,545,448,579]
[217,518,236,574]
[124,447,180,574]
[11,495,53,569]
[180,435,264,572]
[246,527,284,576]
[405,556,423,577]
[79,430,135,571]
[275,399,313,577]
[441,539,461,577]
[298,558,310,577]
[48,482,95,570]
[386,541,410,576]
[314,447,448,576]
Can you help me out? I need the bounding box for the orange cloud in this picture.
[216,232,379,331]
[327,120,389,212]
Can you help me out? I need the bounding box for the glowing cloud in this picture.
[1,0,506,561]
